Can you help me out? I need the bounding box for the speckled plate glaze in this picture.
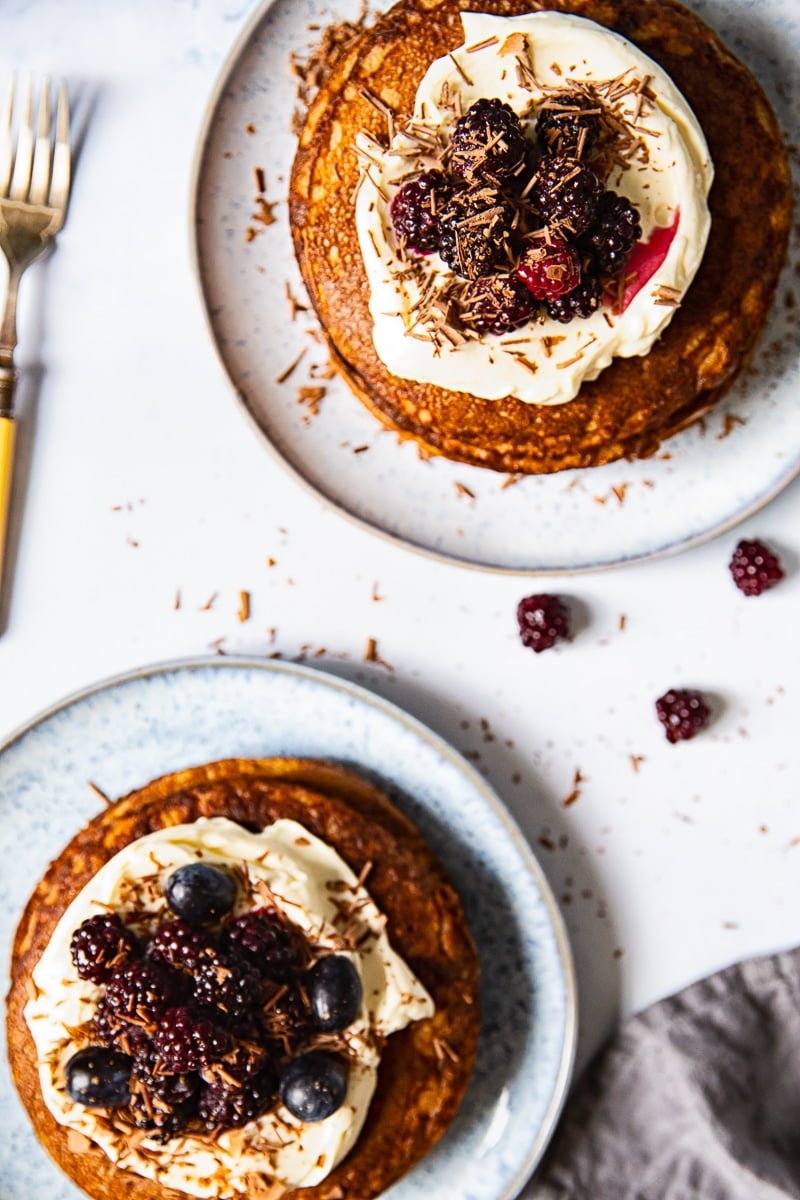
[192,0,799,574]
[0,658,575,1200]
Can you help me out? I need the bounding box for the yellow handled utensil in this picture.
[0,409,14,581]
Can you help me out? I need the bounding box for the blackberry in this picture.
[532,155,602,235]
[450,98,528,184]
[729,539,784,597]
[546,275,603,323]
[261,981,311,1056]
[147,920,217,973]
[198,1063,277,1129]
[458,273,536,336]
[70,914,139,985]
[581,192,641,274]
[153,1006,231,1074]
[390,170,451,254]
[438,185,519,280]
[200,1042,271,1087]
[517,236,581,301]
[220,909,302,983]
[655,689,711,744]
[92,997,151,1058]
[517,594,570,653]
[537,92,601,157]
[102,959,185,1033]
[128,1052,199,1137]
[193,956,264,1020]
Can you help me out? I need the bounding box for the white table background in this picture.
[0,0,798,1118]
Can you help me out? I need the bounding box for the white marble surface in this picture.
[0,0,799,1127]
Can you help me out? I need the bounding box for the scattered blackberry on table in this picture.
[729,539,784,596]
[65,1046,132,1108]
[153,1006,231,1073]
[517,594,570,653]
[532,154,602,235]
[220,908,302,982]
[193,956,264,1020]
[147,919,217,973]
[458,273,536,335]
[537,92,601,157]
[165,863,237,925]
[517,236,581,301]
[450,98,528,183]
[546,274,603,323]
[437,185,519,280]
[390,170,451,254]
[279,1052,349,1123]
[70,914,139,985]
[581,192,642,274]
[307,956,363,1032]
[655,689,710,743]
[102,959,185,1031]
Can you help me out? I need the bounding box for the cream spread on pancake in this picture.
[24,817,434,1198]
[355,11,713,405]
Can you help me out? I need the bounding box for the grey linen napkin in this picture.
[534,947,800,1200]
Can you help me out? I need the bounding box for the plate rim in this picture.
[0,654,578,1199]
[188,0,799,576]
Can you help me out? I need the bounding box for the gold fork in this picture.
[0,76,71,594]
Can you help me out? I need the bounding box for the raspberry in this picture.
[128,1051,199,1138]
[517,594,570,653]
[655,689,710,743]
[147,920,217,973]
[458,273,536,336]
[582,192,642,274]
[193,957,264,1020]
[390,170,451,254]
[153,1006,231,1073]
[102,960,185,1032]
[517,236,581,301]
[532,155,602,235]
[450,98,528,184]
[546,275,603,323]
[537,92,601,157]
[197,1064,277,1129]
[729,539,784,597]
[70,914,139,985]
[437,185,519,280]
[220,909,302,983]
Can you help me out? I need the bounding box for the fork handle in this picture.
[0,413,15,586]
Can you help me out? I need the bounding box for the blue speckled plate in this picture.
[0,658,576,1200]
[192,0,800,574]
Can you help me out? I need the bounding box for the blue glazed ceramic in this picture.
[0,658,576,1200]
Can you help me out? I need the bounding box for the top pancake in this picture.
[290,0,792,474]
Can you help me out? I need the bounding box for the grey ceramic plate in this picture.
[0,658,576,1200]
[192,0,800,574]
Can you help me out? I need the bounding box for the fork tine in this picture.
[9,75,33,201]
[49,79,70,212]
[28,77,51,206]
[0,75,14,198]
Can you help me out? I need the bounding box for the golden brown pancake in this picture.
[7,757,479,1200]
[290,0,792,474]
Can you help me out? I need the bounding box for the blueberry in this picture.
[65,1046,131,1108]
[165,863,237,925]
[307,956,362,1032]
[279,1052,348,1122]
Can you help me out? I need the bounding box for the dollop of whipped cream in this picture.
[24,817,434,1199]
[355,11,713,405]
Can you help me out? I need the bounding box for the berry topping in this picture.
[102,959,185,1032]
[279,1052,349,1123]
[128,1051,199,1137]
[65,1046,132,1108]
[655,689,711,744]
[582,191,642,275]
[165,863,237,925]
[92,997,152,1058]
[147,919,217,972]
[450,98,528,184]
[437,185,519,280]
[546,275,603,323]
[261,981,312,1055]
[390,170,451,254]
[198,1048,278,1129]
[517,594,570,654]
[532,154,602,235]
[307,956,362,1032]
[729,539,784,597]
[70,914,139,985]
[517,236,581,301]
[536,92,601,158]
[220,908,302,982]
[458,273,536,336]
[193,956,264,1020]
[153,1006,232,1073]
